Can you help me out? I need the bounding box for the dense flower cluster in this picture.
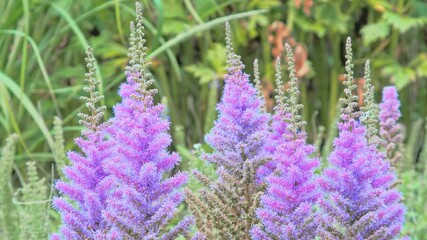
[53,3,406,238]
[252,46,320,240]
[204,26,270,177]
[184,22,271,239]
[52,47,114,238]
[317,38,405,239]
[101,39,192,240]
[379,86,403,166]
[318,119,405,239]
[53,3,192,239]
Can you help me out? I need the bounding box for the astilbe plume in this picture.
[251,45,320,240]
[317,38,405,239]
[185,22,270,239]
[100,3,193,238]
[256,57,289,179]
[52,47,113,239]
[379,86,403,168]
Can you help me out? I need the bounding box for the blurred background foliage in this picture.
[0,0,427,238]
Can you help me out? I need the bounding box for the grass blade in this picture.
[49,2,105,107]
[0,30,61,117]
[0,71,54,152]
[147,9,268,59]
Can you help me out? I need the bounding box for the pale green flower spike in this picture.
[77,47,106,132]
[285,43,306,137]
[340,37,360,121]
[361,60,380,145]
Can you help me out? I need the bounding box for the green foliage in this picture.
[400,170,427,239]
[16,161,49,240]
[375,58,416,90]
[314,2,349,33]
[383,11,427,33]
[420,119,427,174]
[403,119,423,171]
[361,22,390,45]
[0,134,18,240]
[186,43,226,85]
[0,0,426,238]
[174,125,216,192]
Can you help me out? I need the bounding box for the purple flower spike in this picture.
[53,3,193,239]
[379,86,403,166]
[101,3,193,238]
[204,23,270,179]
[252,46,320,240]
[318,38,405,239]
[52,47,113,239]
[185,22,271,239]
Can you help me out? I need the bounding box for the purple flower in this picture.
[379,87,401,125]
[100,3,193,238]
[252,48,320,240]
[204,69,270,176]
[379,86,403,166]
[101,75,192,238]
[53,4,193,239]
[318,119,405,238]
[52,47,114,239]
[257,103,290,180]
[317,38,405,239]
[185,23,271,239]
[203,31,271,180]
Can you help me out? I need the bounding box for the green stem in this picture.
[115,0,126,44]
[184,0,204,24]
[287,1,295,31]
[18,0,30,119]
[389,0,404,58]
[260,26,273,81]
[328,34,341,125]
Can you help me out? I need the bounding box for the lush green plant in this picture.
[0,0,426,238]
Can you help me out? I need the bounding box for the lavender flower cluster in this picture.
[52,3,406,239]
[53,3,193,239]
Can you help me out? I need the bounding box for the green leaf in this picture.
[162,20,189,35]
[294,17,326,37]
[0,72,54,151]
[366,0,393,12]
[50,66,84,81]
[413,0,427,17]
[248,0,281,9]
[148,9,268,59]
[0,30,60,115]
[381,63,416,90]
[161,0,188,35]
[49,2,105,106]
[194,0,219,19]
[185,65,217,85]
[314,2,349,33]
[247,15,269,38]
[206,43,226,73]
[384,11,427,33]
[186,43,226,85]
[360,21,390,45]
[153,0,164,35]
[409,53,427,78]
